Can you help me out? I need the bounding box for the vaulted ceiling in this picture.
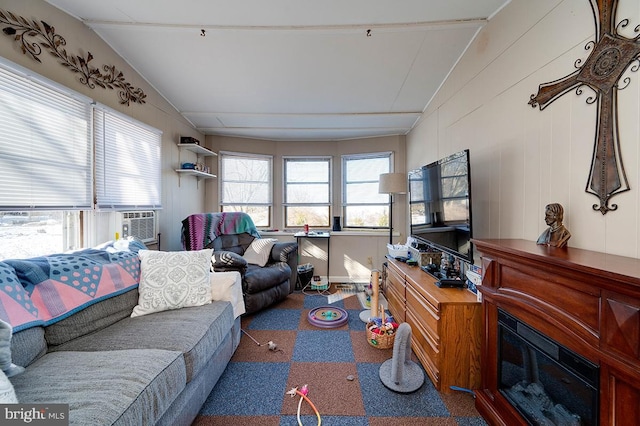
[46,0,510,141]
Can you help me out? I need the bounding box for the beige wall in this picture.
[0,0,206,251]
[407,0,640,260]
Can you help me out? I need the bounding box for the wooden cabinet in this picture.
[473,239,640,426]
[382,256,481,393]
[384,261,406,322]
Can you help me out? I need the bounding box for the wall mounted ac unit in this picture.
[119,211,157,243]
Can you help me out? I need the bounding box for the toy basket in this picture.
[366,310,398,349]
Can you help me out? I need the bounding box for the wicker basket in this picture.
[367,305,398,349]
[366,322,396,349]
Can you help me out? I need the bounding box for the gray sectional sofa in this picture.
[0,240,242,425]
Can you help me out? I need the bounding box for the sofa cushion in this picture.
[131,249,213,318]
[49,301,234,382]
[211,251,247,270]
[11,349,185,426]
[44,288,139,347]
[210,233,255,254]
[10,326,47,368]
[243,238,277,266]
[244,262,291,294]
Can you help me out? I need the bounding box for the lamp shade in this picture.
[378,173,407,194]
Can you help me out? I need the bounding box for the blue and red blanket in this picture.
[0,239,145,332]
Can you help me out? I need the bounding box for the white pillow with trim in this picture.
[131,249,213,317]
[242,238,277,267]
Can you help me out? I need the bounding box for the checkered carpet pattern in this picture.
[193,285,487,426]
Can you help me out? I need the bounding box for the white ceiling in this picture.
[46,0,510,141]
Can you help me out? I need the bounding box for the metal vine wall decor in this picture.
[0,9,146,106]
[529,0,640,214]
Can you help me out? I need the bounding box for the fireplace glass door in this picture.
[498,309,599,426]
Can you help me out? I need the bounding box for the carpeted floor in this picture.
[193,285,488,425]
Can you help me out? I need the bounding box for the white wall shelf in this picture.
[174,169,217,179]
[176,140,218,186]
[177,143,218,157]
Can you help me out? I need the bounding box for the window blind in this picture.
[219,152,272,206]
[0,63,92,210]
[94,106,162,210]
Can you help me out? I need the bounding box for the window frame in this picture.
[341,152,393,229]
[218,151,273,228]
[283,156,332,228]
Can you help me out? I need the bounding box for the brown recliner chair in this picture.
[181,212,298,314]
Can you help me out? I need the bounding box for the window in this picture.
[342,153,392,228]
[0,211,81,260]
[219,152,272,227]
[0,61,93,210]
[0,59,162,259]
[94,105,162,210]
[284,157,331,227]
[0,60,92,258]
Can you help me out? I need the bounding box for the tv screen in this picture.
[409,149,473,263]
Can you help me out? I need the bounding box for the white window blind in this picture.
[0,63,92,210]
[94,106,162,210]
[220,152,272,206]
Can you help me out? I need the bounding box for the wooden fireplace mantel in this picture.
[473,239,640,426]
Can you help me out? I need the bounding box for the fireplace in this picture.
[473,239,640,426]
[498,309,599,425]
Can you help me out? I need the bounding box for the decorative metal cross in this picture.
[529,0,640,214]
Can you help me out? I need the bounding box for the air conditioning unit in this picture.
[119,211,157,243]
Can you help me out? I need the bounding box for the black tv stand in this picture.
[420,266,466,288]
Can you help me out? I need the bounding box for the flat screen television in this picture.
[409,149,473,263]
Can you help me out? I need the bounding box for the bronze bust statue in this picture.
[537,203,571,248]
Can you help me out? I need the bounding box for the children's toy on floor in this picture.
[287,384,321,426]
[307,306,349,328]
[366,308,398,349]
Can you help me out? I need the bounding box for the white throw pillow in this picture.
[242,238,277,266]
[0,369,17,403]
[131,249,213,318]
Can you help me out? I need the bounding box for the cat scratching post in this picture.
[379,322,424,393]
[359,270,380,322]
